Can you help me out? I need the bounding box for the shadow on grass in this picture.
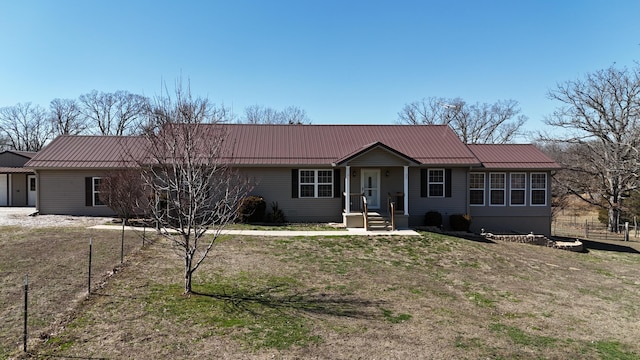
[579,239,640,254]
[192,285,383,320]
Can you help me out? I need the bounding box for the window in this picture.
[299,170,333,198]
[29,177,36,191]
[92,177,105,206]
[489,173,505,205]
[510,173,526,206]
[469,173,485,205]
[428,169,444,197]
[531,173,547,205]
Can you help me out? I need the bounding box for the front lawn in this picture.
[5,229,640,359]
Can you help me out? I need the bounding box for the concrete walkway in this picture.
[89,224,421,237]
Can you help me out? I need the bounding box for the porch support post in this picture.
[345,165,351,213]
[403,166,409,216]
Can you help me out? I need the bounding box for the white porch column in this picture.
[345,165,351,213]
[403,166,409,216]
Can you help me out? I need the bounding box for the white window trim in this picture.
[489,172,506,206]
[428,168,445,198]
[469,172,485,206]
[92,177,106,207]
[509,172,527,206]
[299,169,333,198]
[530,172,547,206]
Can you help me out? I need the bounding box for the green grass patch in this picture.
[489,323,559,347]
[379,307,412,323]
[466,292,496,308]
[46,336,76,352]
[225,223,345,231]
[142,273,340,350]
[591,340,638,360]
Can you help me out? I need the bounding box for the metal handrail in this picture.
[389,201,395,231]
[362,195,368,230]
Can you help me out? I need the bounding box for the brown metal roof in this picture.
[25,136,145,169]
[217,124,479,165]
[25,125,560,170]
[467,144,561,170]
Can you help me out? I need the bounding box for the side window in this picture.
[93,177,105,206]
[531,173,547,205]
[510,173,526,206]
[489,173,505,206]
[469,173,485,205]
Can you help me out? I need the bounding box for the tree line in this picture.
[0,91,311,152]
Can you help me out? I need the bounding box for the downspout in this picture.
[466,166,471,216]
[34,170,39,213]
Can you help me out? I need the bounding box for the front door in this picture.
[27,175,36,207]
[361,169,380,209]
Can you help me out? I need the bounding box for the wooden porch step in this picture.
[367,212,391,231]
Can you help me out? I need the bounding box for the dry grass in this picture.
[0,225,144,359]
[3,226,640,359]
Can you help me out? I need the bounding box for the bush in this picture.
[237,196,266,223]
[424,211,443,227]
[266,201,286,224]
[449,214,471,231]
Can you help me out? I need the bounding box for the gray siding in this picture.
[467,170,554,236]
[407,167,467,226]
[469,216,551,237]
[37,170,115,216]
[347,148,412,167]
[240,167,343,223]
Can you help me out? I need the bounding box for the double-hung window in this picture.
[299,170,333,198]
[531,173,547,205]
[428,169,445,197]
[510,173,526,206]
[92,177,105,206]
[489,173,506,206]
[469,173,485,205]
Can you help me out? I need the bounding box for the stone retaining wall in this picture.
[483,232,583,252]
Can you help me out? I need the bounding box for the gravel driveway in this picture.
[0,207,112,228]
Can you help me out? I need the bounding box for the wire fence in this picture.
[552,219,638,242]
[1,228,148,357]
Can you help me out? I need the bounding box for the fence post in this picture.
[23,274,28,352]
[88,238,92,296]
[584,220,588,239]
[625,222,629,242]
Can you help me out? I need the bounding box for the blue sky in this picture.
[1,0,639,139]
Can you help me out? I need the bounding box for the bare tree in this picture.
[141,82,252,294]
[243,104,311,124]
[0,102,52,151]
[397,97,527,143]
[50,98,86,135]
[100,168,148,261]
[541,65,640,232]
[79,90,149,136]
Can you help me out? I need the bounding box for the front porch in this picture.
[333,142,417,231]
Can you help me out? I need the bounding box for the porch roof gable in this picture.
[333,141,420,166]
